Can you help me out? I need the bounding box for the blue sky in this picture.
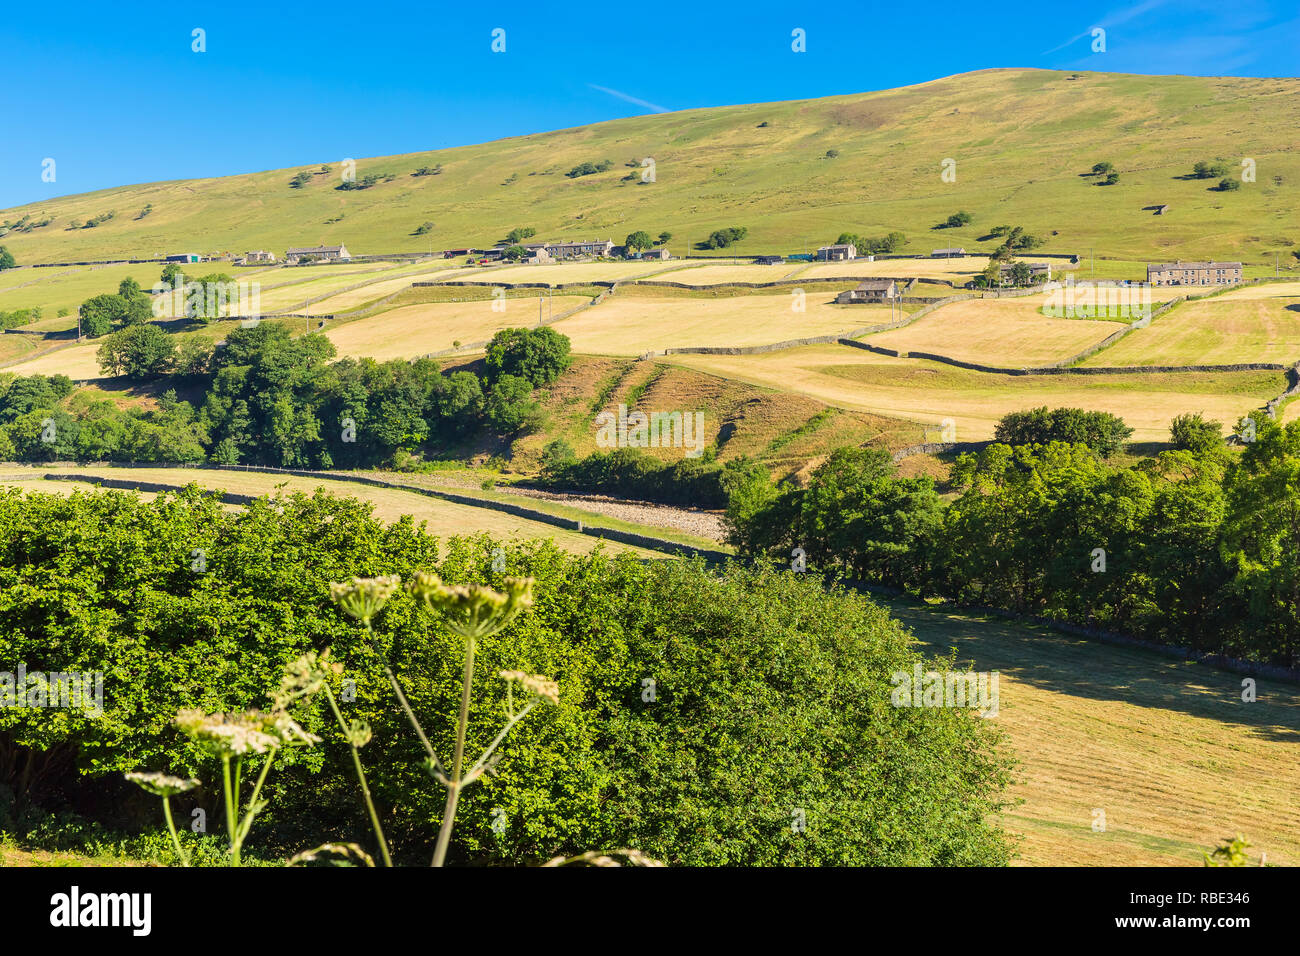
[1,0,1295,209]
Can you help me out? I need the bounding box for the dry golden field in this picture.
[323,295,590,360]
[4,342,103,378]
[799,256,993,282]
[645,262,809,285]
[551,292,892,355]
[305,268,477,313]
[462,259,687,285]
[890,597,1300,866]
[865,295,1127,367]
[0,466,655,556]
[668,344,1281,442]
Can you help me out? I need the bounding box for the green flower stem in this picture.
[234,753,275,846]
[432,635,476,867]
[323,683,393,867]
[160,796,190,867]
[462,700,537,787]
[367,622,446,779]
[221,755,239,866]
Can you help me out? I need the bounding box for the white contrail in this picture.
[588,84,671,114]
[1042,0,1171,54]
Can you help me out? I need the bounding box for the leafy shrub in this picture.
[540,448,731,507]
[697,226,748,250]
[0,487,1014,865]
[994,406,1133,458]
[1170,412,1223,455]
[565,160,614,178]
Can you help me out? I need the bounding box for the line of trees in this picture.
[724,410,1300,667]
[0,325,573,469]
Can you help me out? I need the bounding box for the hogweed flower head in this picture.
[330,575,401,625]
[499,670,560,705]
[407,573,535,639]
[273,648,342,710]
[174,708,320,757]
[125,771,199,798]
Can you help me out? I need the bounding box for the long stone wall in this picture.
[27,463,732,562]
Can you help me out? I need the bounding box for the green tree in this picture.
[624,230,654,253]
[484,327,571,386]
[0,246,15,271]
[1221,418,1300,666]
[97,324,178,379]
[484,374,540,434]
[78,294,128,337]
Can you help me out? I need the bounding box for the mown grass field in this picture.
[865,295,1127,366]
[668,344,1282,442]
[306,267,478,313]
[323,295,590,360]
[550,291,891,355]
[650,262,810,284]
[4,70,1298,269]
[1081,292,1300,367]
[469,259,689,285]
[886,595,1300,866]
[800,256,993,282]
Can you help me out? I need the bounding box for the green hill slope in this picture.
[3,68,1298,265]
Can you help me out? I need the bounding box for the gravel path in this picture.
[494,486,726,541]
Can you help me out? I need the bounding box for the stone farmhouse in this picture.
[1146,261,1242,286]
[285,244,351,264]
[816,243,857,261]
[545,239,615,259]
[835,279,899,304]
[999,262,1052,282]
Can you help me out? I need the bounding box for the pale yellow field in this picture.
[799,256,993,282]
[250,260,411,287]
[304,267,478,314]
[4,342,103,378]
[1082,295,1300,367]
[668,344,1281,442]
[648,263,809,285]
[324,296,589,360]
[1,466,655,557]
[462,259,686,285]
[866,295,1126,367]
[255,271,423,313]
[1209,280,1300,302]
[551,293,893,355]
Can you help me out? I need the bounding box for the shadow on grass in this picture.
[874,592,1300,743]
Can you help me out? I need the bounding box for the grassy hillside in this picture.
[3,69,1298,266]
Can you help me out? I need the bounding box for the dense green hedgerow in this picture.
[0,486,1013,865]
